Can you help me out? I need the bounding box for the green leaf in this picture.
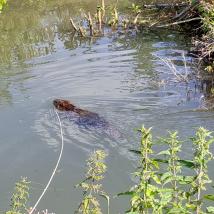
[154,158,168,164]
[177,175,195,184]
[178,160,195,168]
[168,207,189,213]
[129,149,141,155]
[157,150,170,156]
[207,206,214,213]
[117,191,135,197]
[152,174,161,184]
[161,172,172,182]
[204,194,214,201]
[126,212,139,214]
[151,159,159,168]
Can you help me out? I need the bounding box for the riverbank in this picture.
[140,0,214,73]
[137,0,213,107]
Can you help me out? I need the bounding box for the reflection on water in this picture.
[0,0,214,213]
[0,0,129,65]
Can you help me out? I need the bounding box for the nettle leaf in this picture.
[126,212,139,214]
[151,159,159,169]
[178,160,195,169]
[161,172,172,182]
[160,191,173,204]
[207,206,214,213]
[177,175,195,184]
[117,191,135,197]
[157,150,170,156]
[168,207,187,213]
[186,203,197,210]
[152,175,161,184]
[204,194,214,201]
[129,149,141,155]
[154,158,168,164]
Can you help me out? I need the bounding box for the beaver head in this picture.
[53,99,75,111]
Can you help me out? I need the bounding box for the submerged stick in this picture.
[156,17,202,28]
[133,13,140,25]
[143,3,188,9]
[97,7,102,33]
[101,0,105,22]
[70,18,78,32]
[78,26,86,37]
[87,12,94,36]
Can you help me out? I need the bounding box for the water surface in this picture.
[0,0,214,213]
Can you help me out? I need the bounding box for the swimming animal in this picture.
[53,99,108,128]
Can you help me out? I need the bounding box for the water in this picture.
[0,0,214,213]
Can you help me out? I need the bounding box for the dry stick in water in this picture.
[29,110,64,214]
[70,18,78,32]
[97,7,102,33]
[101,0,105,20]
[143,2,188,9]
[133,13,140,25]
[156,17,202,28]
[79,26,86,37]
[155,54,189,83]
[87,12,94,36]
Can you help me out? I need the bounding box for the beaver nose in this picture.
[53,99,60,107]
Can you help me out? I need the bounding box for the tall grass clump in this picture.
[120,126,214,214]
[75,150,109,214]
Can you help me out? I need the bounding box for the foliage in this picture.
[6,177,30,214]
[191,127,214,213]
[120,126,214,214]
[75,150,109,214]
[195,1,214,72]
[0,0,6,12]
[198,1,214,36]
[2,126,214,214]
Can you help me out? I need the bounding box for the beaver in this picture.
[53,99,108,128]
[53,99,98,116]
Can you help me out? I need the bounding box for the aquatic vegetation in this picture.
[69,0,143,38]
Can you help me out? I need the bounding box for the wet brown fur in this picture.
[53,99,98,117]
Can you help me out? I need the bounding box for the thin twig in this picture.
[155,54,189,83]
[70,18,78,32]
[143,3,188,9]
[156,17,202,28]
[78,26,86,37]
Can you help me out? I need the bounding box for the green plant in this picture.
[198,1,214,36]
[76,150,109,214]
[108,5,119,27]
[190,127,214,213]
[119,126,214,214]
[130,3,141,15]
[0,0,7,12]
[6,177,30,214]
[121,127,161,213]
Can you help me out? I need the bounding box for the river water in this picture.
[0,0,213,213]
